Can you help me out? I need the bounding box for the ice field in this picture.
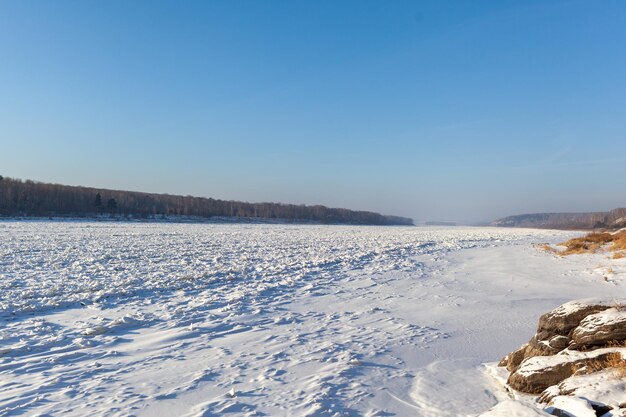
[0,222,622,416]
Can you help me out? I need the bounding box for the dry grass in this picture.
[607,352,626,378]
[610,230,626,251]
[613,251,625,259]
[538,243,560,254]
[574,351,626,379]
[558,230,626,256]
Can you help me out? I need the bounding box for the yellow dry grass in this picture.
[610,230,626,251]
[574,351,626,379]
[605,352,626,378]
[558,230,626,256]
[538,243,560,254]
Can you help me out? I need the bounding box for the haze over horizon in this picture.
[2,1,626,223]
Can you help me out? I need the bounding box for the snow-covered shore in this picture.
[0,222,622,416]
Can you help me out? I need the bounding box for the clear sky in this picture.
[1,1,626,223]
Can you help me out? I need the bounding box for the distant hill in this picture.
[492,208,626,230]
[0,176,413,226]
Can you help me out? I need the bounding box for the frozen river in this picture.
[0,222,618,416]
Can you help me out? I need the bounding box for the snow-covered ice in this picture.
[0,221,623,416]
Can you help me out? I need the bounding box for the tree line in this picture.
[0,176,413,226]
[493,207,626,230]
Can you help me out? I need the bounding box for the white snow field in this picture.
[0,221,623,416]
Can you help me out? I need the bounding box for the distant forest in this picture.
[492,208,626,230]
[0,176,413,226]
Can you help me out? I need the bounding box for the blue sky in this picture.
[1,1,626,222]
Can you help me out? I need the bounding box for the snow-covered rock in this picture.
[508,348,622,394]
[537,299,612,337]
[538,370,626,405]
[493,299,626,416]
[500,299,614,374]
[570,308,626,349]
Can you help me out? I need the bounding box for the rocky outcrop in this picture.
[499,300,613,375]
[538,370,626,405]
[501,300,625,394]
[570,309,626,350]
[482,300,626,417]
[536,303,612,337]
[507,349,620,394]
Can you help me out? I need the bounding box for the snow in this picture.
[478,400,550,416]
[547,298,616,318]
[547,370,626,408]
[576,307,626,330]
[544,396,597,417]
[0,221,623,416]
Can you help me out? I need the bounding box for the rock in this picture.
[500,301,612,373]
[591,403,614,416]
[491,300,626,417]
[508,357,576,394]
[538,360,626,406]
[544,408,570,417]
[500,344,528,372]
[497,356,508,367]
[501,337,568,373]
[507,350,617,394]
[536,302,611,339]
[570,308,626,350]
[547,335,570,351]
